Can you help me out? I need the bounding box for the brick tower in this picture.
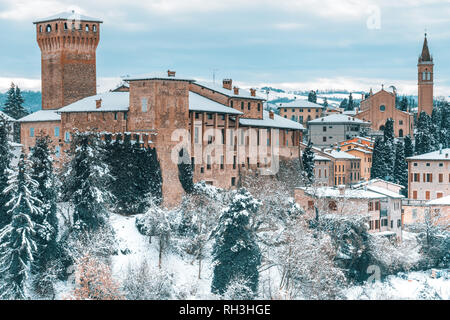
[33,11,102,110]
[417,34,434,115]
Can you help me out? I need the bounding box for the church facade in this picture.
[355,35,435,137]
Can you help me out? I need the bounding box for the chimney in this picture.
[250,88,256,97]
[223,79,232,90]
[233,87,239,95]
[338,185,345,195]
[167,70,176,77]
[269,111,274,119]
[96,99,102,109]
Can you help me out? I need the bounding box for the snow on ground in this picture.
[345,270,450,300]
[110,213,214,299]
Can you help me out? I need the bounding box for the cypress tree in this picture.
[346,93,354,111]
[178,148,194,194]
[0,116,13,230]
[394,140,408,196]
[415,111,435,155]
[0,155,42,299]
[308,90,317,103]
[211,188,261,296]
[302,141,315,185]
[404,135,414,158]
[370,136,385,180]
[3,83,29,142]
[322,98,328,108]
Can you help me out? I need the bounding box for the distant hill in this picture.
[0,91,42,114]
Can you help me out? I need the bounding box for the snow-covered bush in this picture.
[122,259,174,300]
[222,277,254,300]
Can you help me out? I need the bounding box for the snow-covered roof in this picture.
[353,178,405,190]
[33,11,103,24]
[9,142,22,148]
[18,110,61,122]
[0,111,15,122]
[124,72,195,82]
[347,147,373,154]
[308,114,369,125]
[323,149,359,160]
[427,195,450,206]
[407,149,450,161]
[299,187,386,199]
[189,92,243,115]
[364,185,404,199]
[343,110,357,116]
[314,154,331,161]
[277,100,324,109]
[194,81,264,100]
[239,110,305,130]
[58,92,129,113]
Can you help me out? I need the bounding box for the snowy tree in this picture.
[404,135,414,158]
[122,259,174,300]
[431,107,442,149]
[439,101,450,148]
[394,140,408,196]
[106,133,162,215]
[383,118,395,142]
[302,141,315,185]
[136,203,172,269]
[0,116,13,230]
[415,111,435,155]
[339,98,348,110]
[346,93,354,111]
[68,254,123,300]
[211,188,262,296]
[322,98,328,108]
[2,83,29,142]
[62,131,113,231]
[370,137,386,180]
[398,96,409,111]
[29,135,59,271]
[0,155,42,299]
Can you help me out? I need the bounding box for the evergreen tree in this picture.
[0,155,42,299]
[339,98,348,110]
[178,148,194,194]
[383,118,395,142]
[394,140,408,196]
[62,131,113,231]
[308,90,317,103]
[2,83,29,142]
[431,107,442,150]
[398,96,408,111]
[346,93,354,111]
[415,111,435,155]
[0,116,13,230]
[29,135,59,273]
[440,101,450,148]
[370,137,386,180]
[106,133,162,215]
[302,141,315,185]
[322,98,328,108]
[211,188,261,296]
[404,135,414,158]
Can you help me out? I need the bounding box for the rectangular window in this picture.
[413,190,418,199]
[425,173,433,182]
[257,103,261,111]
[141,98,148,112]
[207,155,211,170]
[54,126,60,137]
[220,155,225,170]
[194,127,199,144]
[426,191,431,200]
[231,177,236,186]
[439,174,443,183]
[397,220,402,228]
[248,102,251,110]
[241,102,244,110]
[65,132,70,143]
[55,146,61,158]
[124,112,128,120]
[30,127,35,137]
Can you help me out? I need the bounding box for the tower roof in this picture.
[33,11,103,24]
[418,34,432,63]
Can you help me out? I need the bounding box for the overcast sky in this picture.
[1,0,449,96]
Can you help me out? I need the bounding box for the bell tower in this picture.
[34,11,102,110]
[417,33,434,115]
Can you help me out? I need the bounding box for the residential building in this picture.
[308,114,370,147]
[277,100,325,127]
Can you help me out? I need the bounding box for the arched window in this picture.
[71,23,75,30]
[39,25,43,33]
[85,25,89,32]
[399,129,404,137]
[379,105,386,112]
[93,25,97,32]
[46,24,52,32]
[427,72,431,81]
[55,23,58,31]
[64,22,68,30]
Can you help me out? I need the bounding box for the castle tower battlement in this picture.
[34,11,102,110]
